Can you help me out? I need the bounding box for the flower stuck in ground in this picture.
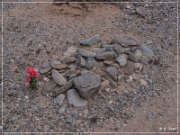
[26,67,39,91]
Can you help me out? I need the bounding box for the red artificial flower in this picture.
[26,67,39,78]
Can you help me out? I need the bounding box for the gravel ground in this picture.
[0,0,179,134]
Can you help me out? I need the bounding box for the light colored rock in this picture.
[79,49,96,58]
[67,89,87,107]
[140,79,148,86]
[62,46,78,59]
[52,69,67,86]
[116,54,127,66]
[80,34,100,46]
[54,94,65,106]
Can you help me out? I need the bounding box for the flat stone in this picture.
[85,58,96,69]
[96,51,116,60]
[116,54,127,66]
[112,44,125,55]
[67,89,87,107]
[74,71,101,99]
[120,36,139,47]
[128,53,139,63]
[134,49,142,59]
[138,44,154,57]
[62,57,76,64]
[136,7,150,18]
[94,48,106,54]
[40,61,52,74]
[54,79,74,94]
[41,81,56,96]
[58,106,66,114]
[118,74,124,81]
[62,46,78,59]
[106,66,118,81]
[79,49,96,58]
[134,63,143,73]
[80,34,100,46]
[78,55,86,67]
[54,94,65,106]
[103,60,114,65]
[101,80,110,89]
[101,44,114,51]
[50,59,61,69]
[52,69,67,86]
[122,61,135,75]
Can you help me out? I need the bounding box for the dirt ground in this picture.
[0,0,179,134]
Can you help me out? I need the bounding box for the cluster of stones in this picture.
[40,34,155,108]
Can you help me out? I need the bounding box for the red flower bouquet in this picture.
[26,67,39,91]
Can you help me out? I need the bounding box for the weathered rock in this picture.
[52,69,67,86]
[101,44,114,51]
[58,106,66,114]
[94,48,106,54]
[134,49,142,59]
[80,34,100,46]
[136,7,150,18]
[40,61,52,74]
[85,58,96,69]
[54,94,65,106]
[41,81,56,96]
[120,36,139,47]
[101,80,110,89]
[103,60,114,65]
[116,54,127,66]
[67,89,87,107]
[74,71,101,99]
[62,57,76,64]
[96,51,116,60]
[138,44,154,57]
[54,79,74,94]
[62,46,78,59]
[79,49,96,58]
[134,63,143,73]
[50,59,61,69]
[113,44,125,55]
[110,80,117,88]
[128,53,139,63]
[79,55,86,67]
[118,74,124,81]
[122,61,135,75]
[140,79,148,86]
[106,66,118,81]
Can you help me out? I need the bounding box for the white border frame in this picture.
[1,1,179,134]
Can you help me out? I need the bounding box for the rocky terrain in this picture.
[1,0,179,134]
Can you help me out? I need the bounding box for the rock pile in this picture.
[40,34,155,107]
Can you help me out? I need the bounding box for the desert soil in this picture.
[0,0,179,134]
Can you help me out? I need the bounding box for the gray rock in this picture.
[128,53,139,63]
[79,55,86,67]
[54,94,65,106]
[118,74,124,81]
[138,44,154,57]
[67,89,87,107]
[62,46,78,59]
[54,79,74,94]
[103,60,114,65]
[101,44,114,51]
[116,54,127,66]
[52,69,67,86]
[80,34,100,46]
[134,63,143,73]
[74,71,101,99]
[113,44,125,55]
[106,66,118,81]
[50,59,61,69]
[40,61,52,74]
[96,51,116,60]
[94,48,106,54]
[120,36,139,47]
[79,49,96,58]
[41,81,56,96]
[58,106,66,114]
[122,61,135,75]
[85,58,96,69]
[136,7,150,18]
[51,60,68,70]
[134,49,142,59]
[110,80,117,88]
[62,57,76,64]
